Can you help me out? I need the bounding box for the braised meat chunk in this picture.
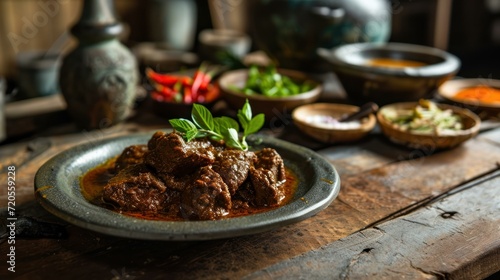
[158,173,191,192]
[180,166,232,220]
[249,148,286,206]
[145,131,216,175]
[94,131,291,221]
[103,164,168,213]
[212,150,255,195]
[253,148,286,181]
[114,144,148,171]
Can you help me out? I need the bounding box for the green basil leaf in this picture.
[237,101,251,132]
[195,131,208,138]
[213,118,221,135]
[210,135,224,141]
[185,129,198,142]
[237,112,249,133]
[241,99,252,121]
[218,116,239,131]
[246,113,265,135]
[225,128,244,150]
[225,139,241,150]
[227,128,239,140]
[169,119,197,133]
[240,137,248,151]
[169,99,262,150]
[192,103,214,130]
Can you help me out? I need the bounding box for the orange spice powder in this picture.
[454,85,500,104]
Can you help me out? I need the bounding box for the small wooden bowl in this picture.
[218,68,322,121]
[377,102,481,149]
[438,78,500,119]
[292,103,376,143]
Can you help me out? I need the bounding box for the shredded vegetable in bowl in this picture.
[382,99,463,135]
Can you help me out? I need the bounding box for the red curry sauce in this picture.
[80,158,298,221]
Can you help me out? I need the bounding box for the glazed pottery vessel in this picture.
[59,0,138,130]
[246,0,392,72]
[148,0,197,51]
[16,51,60,99]
[318,42,461,105]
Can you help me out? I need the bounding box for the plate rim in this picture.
[34,131,340,241]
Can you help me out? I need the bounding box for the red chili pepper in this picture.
[146,68,178,86]
[191,63,222,101]
[190,63,207,102]
[198,67,220,91]
[154,83,177,101]
[183,86,192,104]
[146,68,192,87]
[203,84,220,102]
[148,64,220,104]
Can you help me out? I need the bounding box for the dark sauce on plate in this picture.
[80,158,299,221]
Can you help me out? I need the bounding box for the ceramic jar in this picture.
[198,29,251,64]
[246,0,392,72]
[147,0,197,51]
[59,0,138,130]
[16,51,60,99]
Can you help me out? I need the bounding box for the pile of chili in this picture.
[453,85,500,104]
[146,64,220,104]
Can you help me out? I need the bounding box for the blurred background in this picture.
[0,0,499,83]
[0,0,500,142]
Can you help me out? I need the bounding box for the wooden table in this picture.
[1,88,499,279]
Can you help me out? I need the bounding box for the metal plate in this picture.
[34,131,340,241]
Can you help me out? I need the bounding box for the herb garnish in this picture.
[169,99,265,151]
[229,65,315,97]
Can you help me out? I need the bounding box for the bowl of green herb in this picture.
[217,65,322,121]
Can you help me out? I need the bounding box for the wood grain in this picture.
[1,120,499,279]
[245,172,500,280]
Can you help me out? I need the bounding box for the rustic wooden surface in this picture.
[246,171,500,280]
[1,101,499,279]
